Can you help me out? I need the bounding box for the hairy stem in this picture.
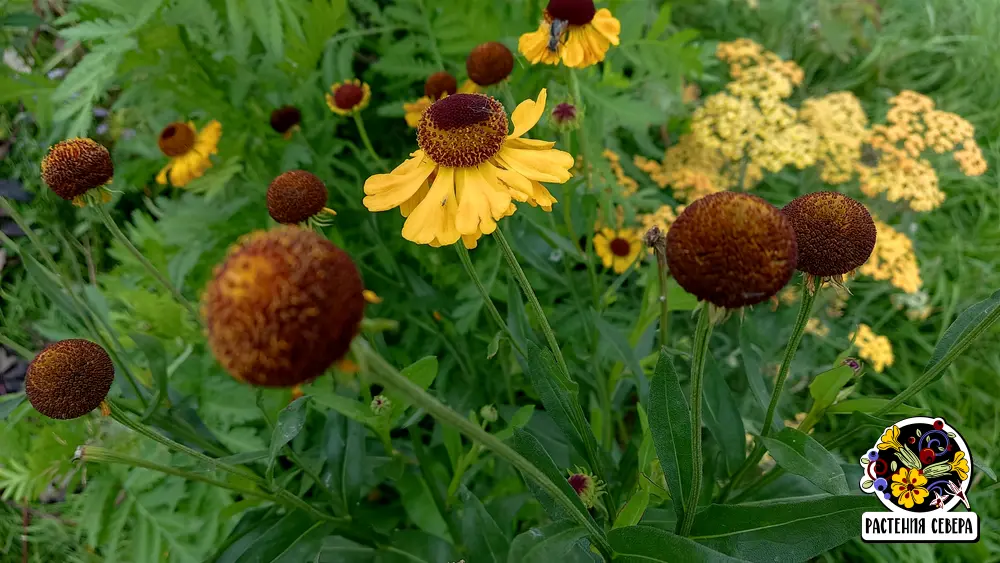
[352,113,388,173]
[679,306,713,536]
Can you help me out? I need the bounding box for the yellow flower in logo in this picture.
[877,425,903,451]
[949,451,970,481]
[890,467,928,509]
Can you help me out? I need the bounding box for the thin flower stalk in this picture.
[353,113,388,172]
[454,243,527,358]
[679,305,713,536]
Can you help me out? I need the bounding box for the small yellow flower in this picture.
[156,121,222,188]
[858,218,922,294]
[877,425,903,451]
[890,467,929,509]
[852,324,894,373]
[804,318,829,337]
[638,205,680,236]
[593,228,642,274]
[950,451,970,481]
[518,0,621,69]
[325,79,371,116]
[363,290,382,304]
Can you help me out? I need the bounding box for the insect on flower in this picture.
[548,18,569,52]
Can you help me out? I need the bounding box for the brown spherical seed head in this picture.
[202,226,365,387]
[667,192,798,309]
[158,122,197,157]
[40,138,114,200]
[417,93,508,168]
[424,71,458,99]
[333,83,365,111]
[782,191,877,277]
[267,170,329,224]
[270,105,302,134]
[26,339,114,420]
[547,0,596,25]
[466,42,514,87]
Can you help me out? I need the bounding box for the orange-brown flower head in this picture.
[26,339,114,420]
[782,191,876,277]
[466,42,514,86]
[202,227,365,387]
[267,170,329,224]
[40,138,114,200]
[667,192,797,308]
[158,122,197,157]
[547,0,597,25]
[417,93,508,168]
[270,105,302,134]
[424,71,458,99]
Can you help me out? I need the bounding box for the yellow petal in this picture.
[402,166,460,246]
[363,290,382,304]
[195,120,222,154]
[455,163,512,236]
[527,180,557,210]
[518,25,560,65]
[591,9,621,45]
[156,161,173,185]
[560,27,588,68]
[504,137,557,150]
[458,79,479,94]
[363,155,437,211]
[496,145,574,183]
[462,233,481,249]
[495,166,533,202]
[509,89,548,139]
[400,181,430,217]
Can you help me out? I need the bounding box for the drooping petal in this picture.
[527,180,557,211]
[496,145,574,183]
[401,166,460,246]
[462,233,481,249]
[363,155,437,211]
[504,137,556,150]
[495,166,534,202]
[591,9,621,45]
[593,232,614,268]
[560,27,587,68]
[518,24,560,66]
[156,161,173,185]
[509,89,548,139]
[455,166,495,236]
[400,181,430,217]
[195,120,222,155]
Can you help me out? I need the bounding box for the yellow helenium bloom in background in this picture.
[156,120,222,188]
[851,323,894,373]
[326,79,371,116]
[363,89,572,249]
[519,0,620,68]
[858,218,922,293]
[593,228,642,273]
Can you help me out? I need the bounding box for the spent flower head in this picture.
[270,105,302,136]
[667,192,797,309]
[41,138,114,205]
[782,191,876,277]
[202,227,365,387]
[467,42,514,87]
[266,170,332,224]
[425,71,458,99]
[26,339,114,420]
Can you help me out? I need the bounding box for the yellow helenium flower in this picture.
[518,0,620,69]
[890,467,928,509]
[851,323,894,373]
[950,451,970,481]
[156,120,222,188]
[593,227,642,273]
[858,218,922,294]
[363,89,572,249]
[326,79,371,116]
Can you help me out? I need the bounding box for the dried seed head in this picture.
[417,93,508,168]
[40,138,114,200]
[202,227,365,387]
[466,42,514,86]
[270,105,302,134]
[424,71,458,99]
[157,122,197,157]
[26,339,114,420]
[666,192,797,309]
[546,0,597,25]
[781,191,876,276]
[266,170,329,224]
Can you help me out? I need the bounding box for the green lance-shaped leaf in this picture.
[703,355,746,475]
[613,489,651,530]
[266,396,310,481]
[825,398,924,416]
[608,525,746,562]
[760,428,850,495]
[689,494,880,562]
[460,487,510,562]
[385,356,438,420]
[510,428,598,529]
[644,350,692,524]
[130,332,169,420]
[508,520,589,563]
[925,289,1000,384]
[739,324,780,433]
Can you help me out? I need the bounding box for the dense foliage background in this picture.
[1,0,998,561]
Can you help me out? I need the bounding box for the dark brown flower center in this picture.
[158,123,196,157]
[270,105,302,134]
[424,71,458,99]
[610,238,631,257]
[547,0,596,26]
[333,84,365,110]
[417,93,507,168]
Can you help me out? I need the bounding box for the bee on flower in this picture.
[519,0,621,68]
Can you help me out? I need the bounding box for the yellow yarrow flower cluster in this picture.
[638,204,682,234]
[804,317,830,337]
[851,323,894,373]
[858,218,922,294]
[859,91,987,211]
[602,149,639,196]
[799,92,869,184]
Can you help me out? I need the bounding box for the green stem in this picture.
[454,243,527,358]
[654,248,671,350]
[679,305,713,536]
[492,225,572,382]
[354,339,612,559]
[94,205,200,322]
[79,446,283,504]
[719,276,819,502]
[257,394,339,505]
[352,113,388,172]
